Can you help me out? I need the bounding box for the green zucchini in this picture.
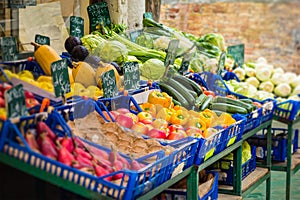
[200,96,213,111]
[195,94,207,108]
[214,96,254,112]
[188,90,198,99]
[211,110,225,117]
[210,103,248,114]
[158,82,189,108]
[173,75,203,96]
[166,78,196,106]
[239,98,253,104]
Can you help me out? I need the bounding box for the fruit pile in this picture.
[18,118,145,180]
[0,83,40,120]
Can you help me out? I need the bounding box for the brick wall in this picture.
[160,2,300,73]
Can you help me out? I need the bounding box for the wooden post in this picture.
[145,0,161,22]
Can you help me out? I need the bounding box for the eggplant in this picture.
[64,36,82,54]
[71,45,89,61]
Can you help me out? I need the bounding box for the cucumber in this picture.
[166,78,196,107]
[188,90,198,99]
[200,96,213,111]
[210,103,248,114]
[173,75,203,95]
[195,94,207,108]
[172,98,182,106]
[239,98,253,104]
[158,82,189,108]
[214,96,254,112]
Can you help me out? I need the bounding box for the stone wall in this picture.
[160,1,300,73]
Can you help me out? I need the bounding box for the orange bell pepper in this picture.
[156,108,174,123]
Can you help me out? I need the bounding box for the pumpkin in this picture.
[72,61,96,87]
[95,61,121,89]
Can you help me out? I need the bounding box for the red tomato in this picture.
[204,91,215,97]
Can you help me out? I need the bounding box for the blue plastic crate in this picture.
[274,99,300,121]
[96,95,143,117]
[194,128,224,165]
[248,128,299,162]
[0,111,177,199]
[158,171,218,200]
[217,114,246,153]
[216,146,256,186]
[185,72,209,90]
[165,137,200,180]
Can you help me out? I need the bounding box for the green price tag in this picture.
[0,36,18,62]
[8,0,26,8]
[143,12,153,19]
[87,2,111,32]
[164,40,179,67]
[5,84,27,119]
[123,62,140,90]
[101,69,118,98]
[227,44,244,67]
[129,29,142,43]
[51,59,71,98]
[70,16,84,38]
[35,34,50,46]
[217,52,226,75]
[25,0,36,6]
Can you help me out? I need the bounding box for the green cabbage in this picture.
[274,83,292,97]
[246,77,260,88]
[233,68,246,81]
[99,40,128,65]
[271,73,288,86]
[259,81,274,93]
[139,58,165,80]
[256,67,272,82]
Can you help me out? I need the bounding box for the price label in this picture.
[35,34,50,46]
[51,59,71,97]
[5,84,27,119]
[8,0,26,8]
[164,40,179,67]
[101,69,118,98]
[227,44,244,68]
[129,29,142,43]
[87,2,111,32]
[217,52,226,75]
[25,0,36,6]
[70,16,84,38]
[0,37,18,62]
[143,12,153,20]
[123,62,140,90]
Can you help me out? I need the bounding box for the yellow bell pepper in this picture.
[199,111,213,128]
[186,117,206,131]
[148,91,172,108]
[156,108,174,122]
[139,102,157,117]
[169,109,189,126]
[220,113,236,126]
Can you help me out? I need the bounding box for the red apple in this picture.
[25,98,40,108]
[146,128,167,139]
[125,112,139,124]
[145,124,154,131]
[152,118,169,129]
[131,122,149,134]
[116,108,130,114]
[168,124,185,134]
[0,84,4,93]
[24,91,35,99]
[185,126,202,137]
[137,111,153,124]
[167,130,187,140]
[0,97,5,107]
[115,113,134,128]
[109,111,120,120]
[0,90,3,98]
